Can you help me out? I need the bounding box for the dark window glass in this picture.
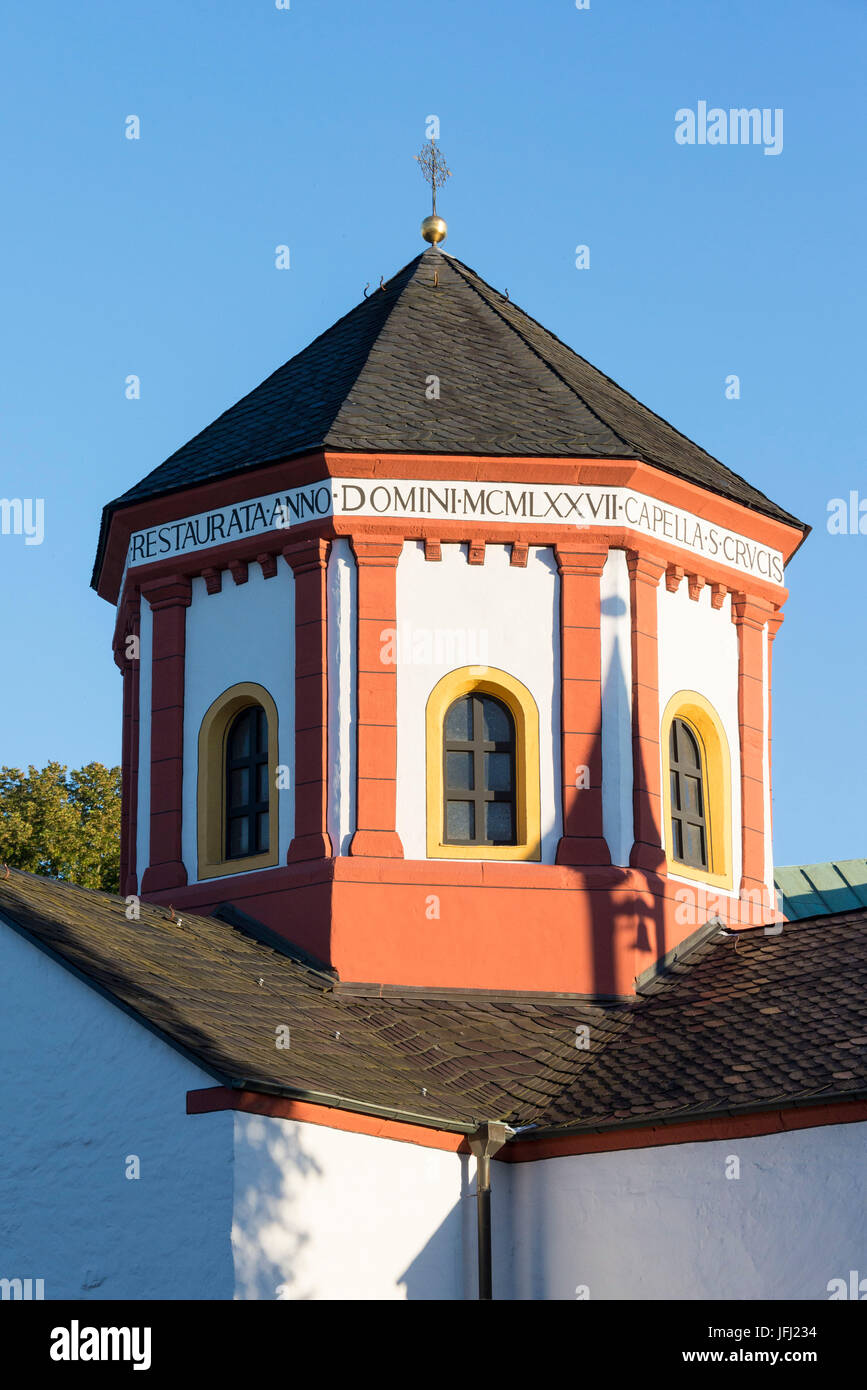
[443,693,516,846]
[669,717,708,870]
[225,705,270,859]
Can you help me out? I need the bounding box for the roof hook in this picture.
[379,276,386,292]
[504,288,510,301]
[2,864,9,879]
[363,282,370,298]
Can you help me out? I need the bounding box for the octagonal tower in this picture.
[93,247,807,995]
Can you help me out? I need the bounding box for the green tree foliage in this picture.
[0,762,121,891]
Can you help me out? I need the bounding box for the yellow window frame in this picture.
[197,681,280,880]
[660,689,733,890]
[426,666,541,861]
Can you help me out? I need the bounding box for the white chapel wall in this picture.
[0,921,234,1299]
[231,1113,477,1300]
[501,1122,867,1300]
[394,541,562,862]
[181,563,295,881]
[600,549,634,866]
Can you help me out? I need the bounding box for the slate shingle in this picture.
[2,868,865,1142]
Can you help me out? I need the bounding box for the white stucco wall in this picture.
[231,1113,476,1300]
[600,549,634,867]
[0,918,234,1300]
[326,538,357,855]
[656,582,743,896]
[394,541,561,861]
[503,1122,867,1300]
[135,597,152,882]
[181,562,295,881]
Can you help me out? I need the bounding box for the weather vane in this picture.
[415,138,451,247]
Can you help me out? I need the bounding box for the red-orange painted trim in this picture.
[187,1086,867,1163]
[501,1098,867,1161]
[627,551,666,873]
[140,575,191,892]
[555,543,610,866]
[97,450,805,604]
[186,1085,470,1153]
[349,538,404,858]
[731,593,774,895]
[283,537,333,862]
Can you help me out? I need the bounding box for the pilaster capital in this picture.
[626,550,666,586]
[282,536,331,576]
[554,542,609,578]
[139,575,192,611]
[350,537,403,568]
[731,592,775,630]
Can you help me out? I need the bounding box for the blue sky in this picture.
[1,0,863,867]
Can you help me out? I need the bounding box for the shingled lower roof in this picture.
[93,249,804,587]
[1,869,865,1140]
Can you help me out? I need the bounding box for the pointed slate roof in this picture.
[94,249,803,585]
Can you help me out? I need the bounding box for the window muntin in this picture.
[443,693,517,846]
[668,716,708,871]
[225,704,270,859]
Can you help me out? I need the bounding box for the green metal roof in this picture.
[775,859,867,921]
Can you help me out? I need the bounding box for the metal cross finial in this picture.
[415,139,452,217]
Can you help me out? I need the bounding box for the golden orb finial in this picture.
[415,139,452,246]
[421,214,448,246]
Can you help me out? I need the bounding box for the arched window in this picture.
[668,717,708,870]
[425,667,541,862]
[660,691,733,889]
[197,682,280,880]
[225,705,270,859]
[443,693,516,846]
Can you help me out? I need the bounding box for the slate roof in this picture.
[775,860,867,922]
[93,248,804,586]
[2,868,865,1141]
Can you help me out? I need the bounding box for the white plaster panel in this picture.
[657,583,743,894]
[135,598,152,883]
[182,562,295,881]
[394,542,561,862]
[600,550,634,867]
[0,921,233,1300]
[503,1123,867,1300]
[231,1113,475,1300]
[326,538,357,855]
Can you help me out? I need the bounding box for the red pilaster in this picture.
[766,608,784,841]
[627,551,666,873]
[555,543,611,866]
[349,537,404,858]
[283,538,333,862]
[732,593,774,895]
[114,594,141,897]
[140,576,191,893]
